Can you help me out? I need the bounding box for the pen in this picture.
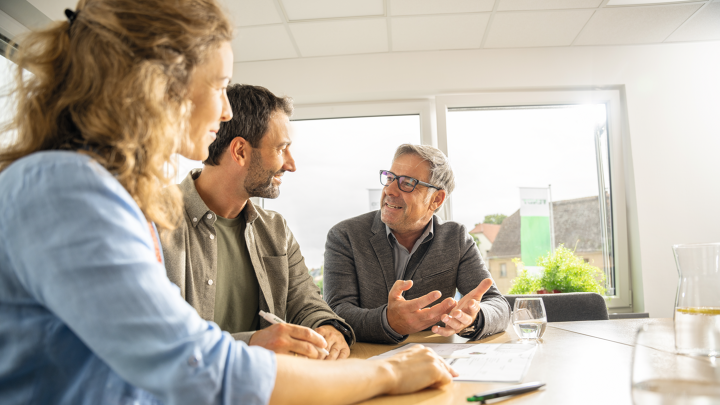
[258,310,330,357]
[467,381,545,403]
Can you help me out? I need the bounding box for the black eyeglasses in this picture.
[380,170,441,193]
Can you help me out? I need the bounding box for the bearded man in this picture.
[162,84,354,360]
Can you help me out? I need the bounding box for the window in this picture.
[446,104,614,294]
[0,54,19,148]
[262,115,421,272]
[172,91,631,310]
[436,90,631,309]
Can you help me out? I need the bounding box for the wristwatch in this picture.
[318,319,356,346]
[458,310,485,339]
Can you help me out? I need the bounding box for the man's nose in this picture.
[385,178,402,196]
[283,149,296,172]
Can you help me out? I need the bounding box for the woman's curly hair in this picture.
[0,0,232,230]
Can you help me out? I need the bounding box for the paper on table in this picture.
[367,343,537,382]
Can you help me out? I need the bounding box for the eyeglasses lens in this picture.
[380,171,394,186]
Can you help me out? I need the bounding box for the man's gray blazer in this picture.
[324,210,510,344]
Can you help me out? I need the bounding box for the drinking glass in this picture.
[631,323,720,405]
[673,243,720,357]
[512,298,547,341]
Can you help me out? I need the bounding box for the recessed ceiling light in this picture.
[606,0,698,5]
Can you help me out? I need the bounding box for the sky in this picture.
[446,105,609,233]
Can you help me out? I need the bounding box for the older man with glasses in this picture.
[323,144,511,344]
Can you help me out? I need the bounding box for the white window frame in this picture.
[292,89,633,310]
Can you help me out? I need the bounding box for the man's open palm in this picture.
[386,280,458,336]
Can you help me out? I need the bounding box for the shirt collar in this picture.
[385,219,434,248]
[180,168,259,228]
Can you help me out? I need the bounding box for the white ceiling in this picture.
[20,0,720,62]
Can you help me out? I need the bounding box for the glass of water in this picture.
[512,298,547,341]
[632,323,720,405]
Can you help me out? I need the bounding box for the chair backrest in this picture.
[504,292,609,322]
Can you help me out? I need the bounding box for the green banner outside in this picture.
[520,216,552,266]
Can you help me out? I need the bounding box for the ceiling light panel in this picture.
[485,9,595,48]
[221,0,283,27]
[667,2,720,42]
[574,3,703,45]
[281,0,384,21]
[232,25,297,62]
[289,19,388,57]
[606,0,700,6]
[498,0,603,11]
[392,14,490,51]
[391,0,495,16]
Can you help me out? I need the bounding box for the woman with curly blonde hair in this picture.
[0,0,455,404]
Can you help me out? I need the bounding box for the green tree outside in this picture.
[483,213,507,225]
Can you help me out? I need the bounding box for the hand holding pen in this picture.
[248,310,330,359]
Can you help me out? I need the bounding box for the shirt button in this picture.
[192,217,197,223]
[188,355,199,367]
[208,279,213,285]
[207,214,212,219]
[209,234,215,240]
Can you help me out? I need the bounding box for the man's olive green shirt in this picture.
[161,169,354,344]
[213,214,259,334]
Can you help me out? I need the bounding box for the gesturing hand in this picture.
[386,280,457,336]
[314,325,350,360]
[249,323,328,359]
[432,278,494,337]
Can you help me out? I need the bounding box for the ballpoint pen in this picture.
[258,310,330,357]
[467,381,545,403]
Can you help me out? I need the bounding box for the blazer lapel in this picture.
[369,212,396,293]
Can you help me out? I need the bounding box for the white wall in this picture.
[233,41,720,318]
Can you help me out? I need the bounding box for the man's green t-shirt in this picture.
[213,212,260,334]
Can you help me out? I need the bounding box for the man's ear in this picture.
[229,137,250,167]
[428,189,447,212]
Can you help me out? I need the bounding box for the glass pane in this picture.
[0,55,18,148]
[263,115,421,273]
[447,105,614,295]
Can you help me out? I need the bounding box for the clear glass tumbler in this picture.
[673,243,720,357]
[632,323,720,405]
[512,298,547,341]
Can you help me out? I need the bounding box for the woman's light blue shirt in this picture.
[0,151,276,404]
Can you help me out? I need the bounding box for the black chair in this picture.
[504,292,609,322]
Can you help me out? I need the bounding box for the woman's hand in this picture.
[381,345,458,395]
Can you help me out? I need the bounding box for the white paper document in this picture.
[368,343,537,382]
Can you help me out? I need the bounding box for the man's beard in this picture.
[245,149,283,199]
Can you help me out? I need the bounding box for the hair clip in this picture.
[65,9,78,26]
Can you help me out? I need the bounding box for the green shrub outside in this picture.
[507,245,606,295]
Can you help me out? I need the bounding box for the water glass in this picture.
[632,323,720,405]
[512,298,547,341]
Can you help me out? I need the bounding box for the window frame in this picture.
[291,89,633,310]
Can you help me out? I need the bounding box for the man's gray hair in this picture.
[393,144,455,195]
